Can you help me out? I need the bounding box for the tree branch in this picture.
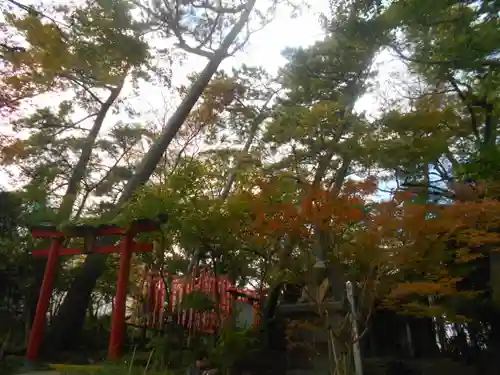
[192,2,247,14]
[447,75,480,140]
[389,43,500,70]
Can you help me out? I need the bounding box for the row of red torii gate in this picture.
[134,267,262,334]
[26,216,263,364]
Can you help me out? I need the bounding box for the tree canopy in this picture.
[2,1,500,375]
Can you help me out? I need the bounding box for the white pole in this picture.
[346,281,363,375]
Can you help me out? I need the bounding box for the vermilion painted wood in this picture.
[107,234,133,361]
[31,243,153,257]
[143,269,264,333]
[95,227,125,235]
[30,228,64,238]
[26,219,160,362]
[30,219,160,239]
[26,237,63,361]
[128,219,161,233]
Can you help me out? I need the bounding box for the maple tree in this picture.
[243,176,500,373]
[1,0,154,219]
[42,0,302,349]
[2,0,500,373]
[360,0,500,362]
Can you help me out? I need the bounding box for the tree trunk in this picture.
[490,251,500,309]
[46,0,256,350]
[260,151,351,326]
[57,78,127,222]
[219,107,271,198]
[119,0,256,201]
[28,79,126,352]
[408,316,439,358]
[188,104,270,271]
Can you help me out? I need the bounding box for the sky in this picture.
[126,1,335,121]
[135,1,406,122]
[1,0,408,196]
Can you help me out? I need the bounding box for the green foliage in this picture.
[2,0,500,369]
[1,0,150,92]
[1,0,156,224]
[262,4,387,185]
[179,290,216,312]
[209,325,257,374]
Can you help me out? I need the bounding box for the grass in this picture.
[42,363,174,375]
[47,364,104,373]
[3,347,182,375]
[45,349,176,375]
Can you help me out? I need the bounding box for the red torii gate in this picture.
[26,215,167,362]
[138,268,264,333]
